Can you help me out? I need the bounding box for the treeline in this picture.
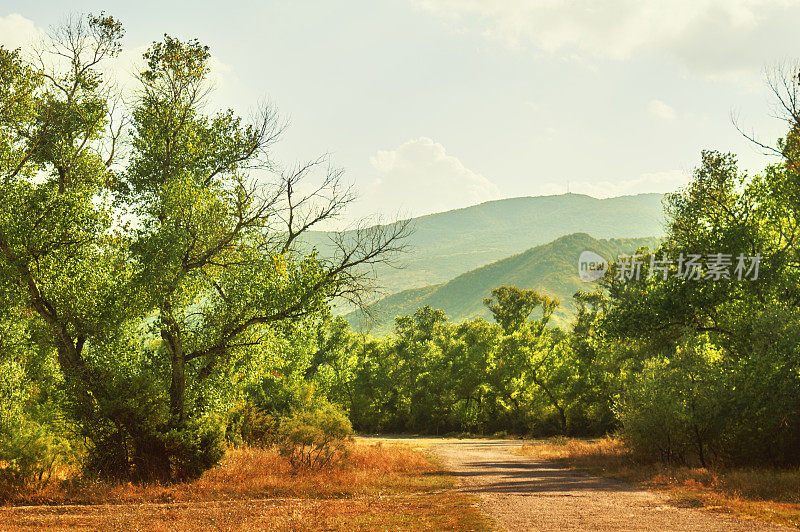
[311,291,613,437]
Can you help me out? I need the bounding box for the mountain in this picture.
[345,233,662,335]
[307,193,666,296]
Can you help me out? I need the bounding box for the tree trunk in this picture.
[170,345,186,421]
[693,424,707,468]
[532,373,568,434]
[133,434,172,482]
[161,301,187,421]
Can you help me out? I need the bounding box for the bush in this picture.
[228,378,322,448]
[84,418,226,482]
[0,419,71,496]
[277,401,353,470]
[618,363,693,464]
[618,332,800,467]
[159,419,227,481]
[228,405,280,447]
[83,428,132,481]
[0,358,73,496]
[618,338,724,466]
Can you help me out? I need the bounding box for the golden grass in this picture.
[0,442,492,531]
[1,494,487,531]
[520,436,800,529]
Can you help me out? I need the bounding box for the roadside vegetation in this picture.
[0,441,490,530]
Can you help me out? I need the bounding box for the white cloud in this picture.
[541,169,690,198]
[413,0,800,80]
[648,99,676,121]
[0,13,45,50]
[357,137,501,218]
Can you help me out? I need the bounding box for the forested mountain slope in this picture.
[346,233,662,334]
[307,193,666,295]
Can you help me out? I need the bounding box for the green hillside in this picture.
[307,193,666,295]
[346,233,662,335]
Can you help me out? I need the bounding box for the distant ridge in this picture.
[308,193,666,295]
[346,233,662,335]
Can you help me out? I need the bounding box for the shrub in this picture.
[0,358,73,496]
[84,418,226,482]
[83,428,132,481]
[159,419,227,481]
[228,378,325,448]
[229,405,280,447]
[618,338,724,466]
[617,362,692,464]
[0,419,71,496]
[277,401,354,470]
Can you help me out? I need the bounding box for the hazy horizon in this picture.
[322,190,668,229]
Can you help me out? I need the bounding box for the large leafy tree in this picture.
[600,69,800,465]
[0,15,133,463]
[0,15,408,480]
[484,286,570,432]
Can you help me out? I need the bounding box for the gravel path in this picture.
[385,437,789,532]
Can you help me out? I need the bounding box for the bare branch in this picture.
[731,110,782,156]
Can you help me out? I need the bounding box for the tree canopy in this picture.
[0,14,408,481]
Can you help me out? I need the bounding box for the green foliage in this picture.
[344,295,601,436]
[617,337,725,466]
[0,357,73,495]
[158,419,227,481]
[348,234,662,335]
[484,285,556,334]
[228,377,316,447]
[277,401,354,470]
[0,419,71,494]
[84,418,226,482]
[0,13,405,483]
[229,405,280,448]
[603,115,800,465]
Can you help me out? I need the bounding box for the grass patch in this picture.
[0,441,492,531]
[519,436,800,529]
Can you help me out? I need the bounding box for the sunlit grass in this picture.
[1,442,492,531]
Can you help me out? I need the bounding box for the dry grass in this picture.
[1,494,487,531]
[520,436,800,529]
[0,442,492,531]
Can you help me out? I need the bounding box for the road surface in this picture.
[376,437,788,532]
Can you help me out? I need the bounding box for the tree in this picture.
[483,285,557,335]
[564,291,621,435]
[0,15,409,480]
[599,66,800,463]
[0,15,139,476]
[482,286,570,432]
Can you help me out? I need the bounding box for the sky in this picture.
[1,0,798,224]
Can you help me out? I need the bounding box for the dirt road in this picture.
[381,437,788,532]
